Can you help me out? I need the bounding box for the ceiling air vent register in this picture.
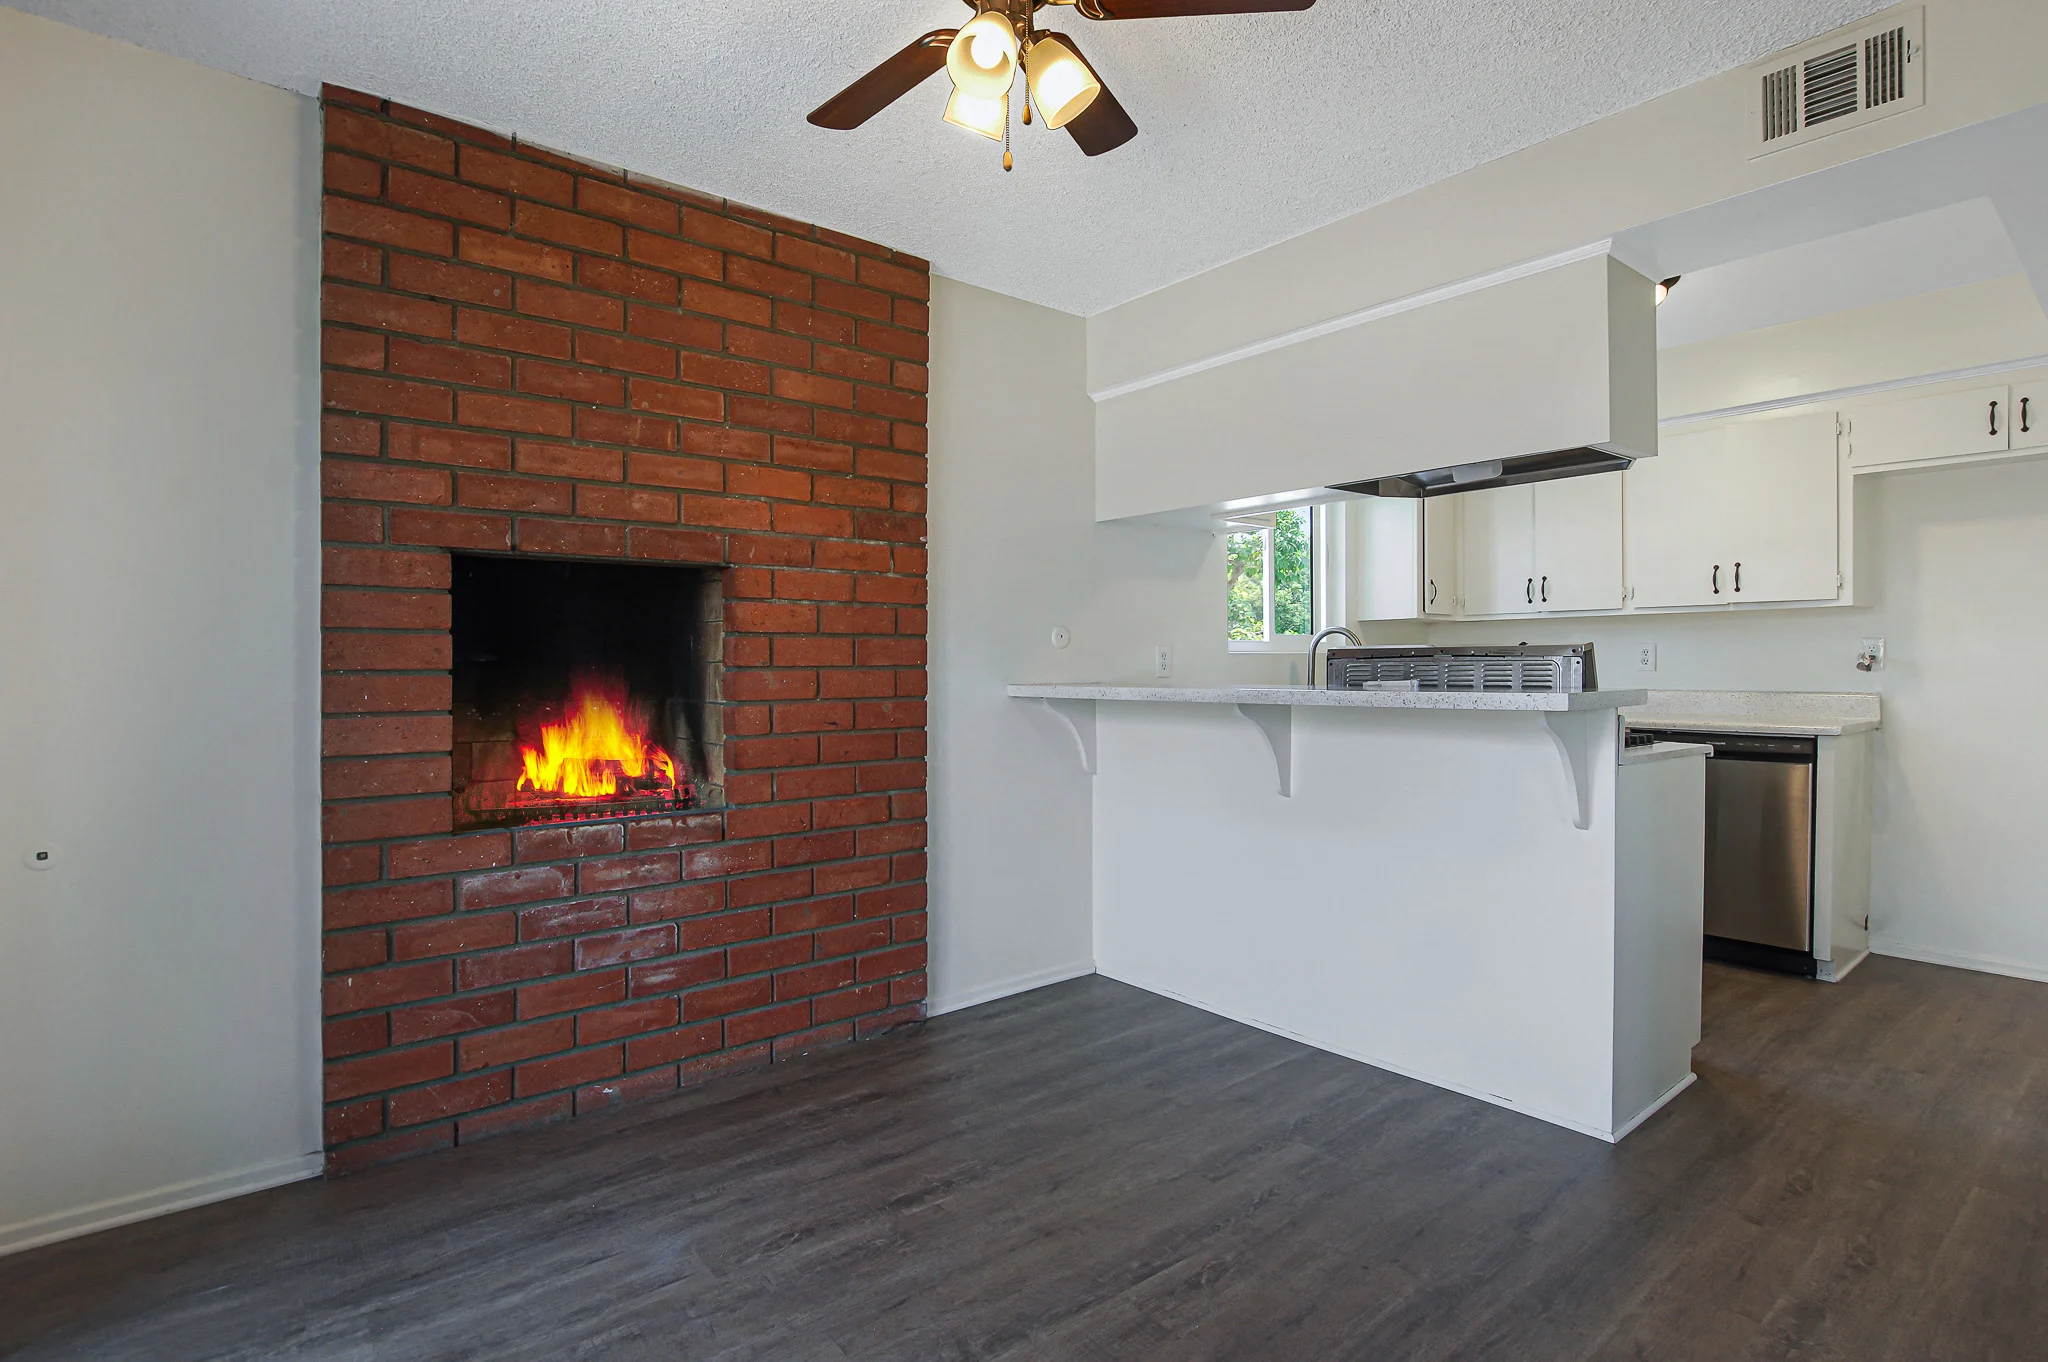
[1748,6,1922,157]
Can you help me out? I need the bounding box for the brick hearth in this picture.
[316,86,928,1172]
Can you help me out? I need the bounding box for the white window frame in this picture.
[1226,501,1347,654]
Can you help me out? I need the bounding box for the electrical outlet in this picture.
[1153,645,1173,679]
[1634,644,1658,674]
[1858,638,1886,672]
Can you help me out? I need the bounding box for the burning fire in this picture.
[516,681,679,803]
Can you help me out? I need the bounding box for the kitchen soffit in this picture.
[13,0,1895,315]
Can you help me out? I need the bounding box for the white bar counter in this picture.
[1009,682,1704,1143]
[1007,683,1647,712]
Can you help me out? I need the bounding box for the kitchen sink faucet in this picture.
[1307,627,1362,690]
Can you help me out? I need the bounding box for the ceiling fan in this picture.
[808,0,1318,169]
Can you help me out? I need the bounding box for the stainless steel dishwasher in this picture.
[1632,729,1819,976]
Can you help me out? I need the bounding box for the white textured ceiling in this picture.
[12,0,1896,314]
[1656,199,2026,350]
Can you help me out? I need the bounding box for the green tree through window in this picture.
[1227,529,1265,640]
[1272,508,1311,636]
[1225,508,1313,642]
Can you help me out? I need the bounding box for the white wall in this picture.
[926,279,1301,1012]
[1659,275,2048,418]
[1088,0,2048,390]
[0,10,323,1253]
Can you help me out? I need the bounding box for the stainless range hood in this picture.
[1329,445,1635,499]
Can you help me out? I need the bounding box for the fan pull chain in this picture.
[1003,92,1013,171]
[1021,21,1034,126]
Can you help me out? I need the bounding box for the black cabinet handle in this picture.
[1990,400,2000,436]
[1526,577,1533,604]
[2024,396,2033,434]
[1427,578,1437,606]
[1540,575,1548,602]
[1712,564,1720,595]
[1733,562,1742,593]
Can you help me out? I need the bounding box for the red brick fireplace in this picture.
[318,86,928,1172]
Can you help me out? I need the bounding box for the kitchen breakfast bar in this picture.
[1009,682,1707,1142]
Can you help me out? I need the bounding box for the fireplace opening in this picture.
[450,555,724,832]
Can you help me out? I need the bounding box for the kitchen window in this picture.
[1226,504,1344,652]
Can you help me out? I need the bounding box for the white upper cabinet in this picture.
[1422,496,1460,616]
[1845,384,2010,470]
[2015,379,2046,449]
[1454,475,1624,616]
[1625,427,1728,608]
[1532,474,1624,612]
[1626,413,1839,608]
[1719,412,1840,604]
[1459,485,1537,615]
[1345,493,1463,621]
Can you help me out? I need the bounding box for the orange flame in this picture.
[516,682,678,802]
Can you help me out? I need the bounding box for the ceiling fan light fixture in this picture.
[947,12,1019,99]
[1024,35,1101,129]
[1655,275,1681,306]
[943,86,1009,141]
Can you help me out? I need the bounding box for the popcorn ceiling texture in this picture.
[18,0,1894,314]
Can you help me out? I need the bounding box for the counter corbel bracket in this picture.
[1033,698,1098,776]
[1235,703,1293,797]
[1541,710,1601,831]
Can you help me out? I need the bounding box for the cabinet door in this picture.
[1422,496,1460,616]
[1845,385,2009,469]
[2015,380,2047,451]
[1532,472,1623,612]
[1457,485,1535,615]
[1720,411,1840,604]
[1351,497,1422,621]
[1624,428,1725,608]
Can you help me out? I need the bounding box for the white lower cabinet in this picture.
[1626,411,1839,608]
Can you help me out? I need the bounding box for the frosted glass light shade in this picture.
[947,12,1018,99]
[944,87,1008,141]
[1024,36,1100,129]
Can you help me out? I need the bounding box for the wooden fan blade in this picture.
[1052,35,1137,157]
[808,30,956,129]
[1080,0,1314,18]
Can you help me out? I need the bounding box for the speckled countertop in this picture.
[1007,684,1647,713]
[1621,690,1881,737]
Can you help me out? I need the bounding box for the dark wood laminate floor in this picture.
[3,957,2044,1360]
